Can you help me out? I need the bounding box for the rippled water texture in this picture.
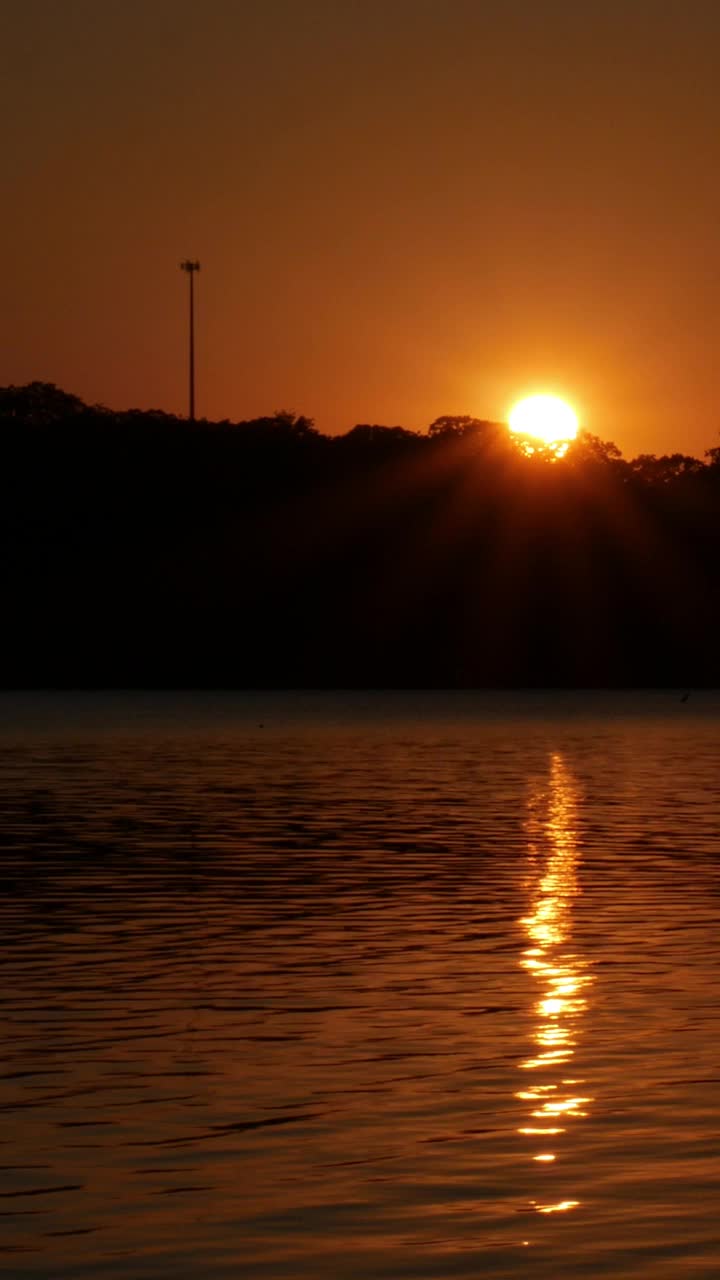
[1,691,720,1278]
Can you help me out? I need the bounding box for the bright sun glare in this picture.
[508,395,579,450]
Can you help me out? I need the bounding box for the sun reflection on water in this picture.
[516,752,594,1215]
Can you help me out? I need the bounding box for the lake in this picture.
[1,690,719,1278]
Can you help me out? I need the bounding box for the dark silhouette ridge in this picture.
[2,382,720,688]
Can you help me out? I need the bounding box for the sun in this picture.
[508,395,579,454]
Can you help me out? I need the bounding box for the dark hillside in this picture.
[2,384,718,687]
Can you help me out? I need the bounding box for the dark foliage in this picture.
[2,383,719,687]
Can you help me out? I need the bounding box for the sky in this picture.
[4,0,720,456]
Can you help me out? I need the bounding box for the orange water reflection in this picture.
[516,752,594,1215]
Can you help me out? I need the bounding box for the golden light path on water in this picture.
[516,752,594,1218]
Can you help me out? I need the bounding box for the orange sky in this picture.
[4,0,720,457]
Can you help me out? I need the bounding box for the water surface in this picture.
[1,691,719,1277]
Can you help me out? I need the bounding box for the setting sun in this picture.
[509,395,579,448]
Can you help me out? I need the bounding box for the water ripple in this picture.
[0,692,719,1277]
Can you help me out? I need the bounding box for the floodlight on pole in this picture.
[180,260,200,420]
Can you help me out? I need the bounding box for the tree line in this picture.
[2,381,720,687]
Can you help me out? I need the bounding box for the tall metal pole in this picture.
[180,260,200,420]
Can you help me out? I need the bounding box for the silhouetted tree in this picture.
[341,424,419,444]
[428,415,505,443]
[567,431,624,466]
[0,381,86,424]
[628,453,704,484]
[1,381,717,688]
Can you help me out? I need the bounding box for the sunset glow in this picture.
[5,0,720,1269]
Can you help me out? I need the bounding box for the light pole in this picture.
[180,260,200,420]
